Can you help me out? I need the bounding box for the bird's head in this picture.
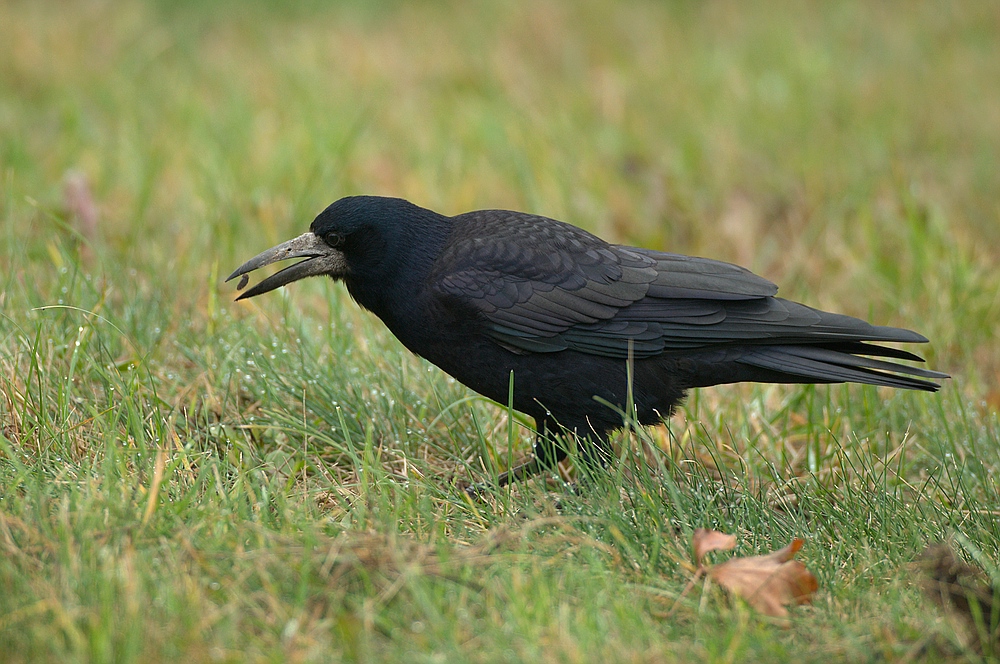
[227,196,433,301]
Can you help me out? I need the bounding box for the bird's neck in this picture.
[344,209,453,338]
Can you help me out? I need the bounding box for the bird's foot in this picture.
[463,456,549,499]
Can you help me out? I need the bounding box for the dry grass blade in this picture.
[62,169,99,243]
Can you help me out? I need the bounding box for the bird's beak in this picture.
[226,232,347,301]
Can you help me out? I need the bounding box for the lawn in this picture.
[1,1,999,661]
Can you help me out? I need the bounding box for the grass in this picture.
[2,0,999,661]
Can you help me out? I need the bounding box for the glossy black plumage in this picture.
[229,196,947,486]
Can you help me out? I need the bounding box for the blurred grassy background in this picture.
[4,0,999,385]
[1,1,999,661]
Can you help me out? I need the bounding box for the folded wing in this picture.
[432,211,946,391]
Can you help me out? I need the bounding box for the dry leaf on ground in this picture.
[692,528,737,564]
[690,529,818,618]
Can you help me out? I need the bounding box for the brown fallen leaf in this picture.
[685,530,818,618]
[692,528,737,565]
[707,537,818,617]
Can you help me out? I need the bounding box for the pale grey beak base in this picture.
[227,232,348,301]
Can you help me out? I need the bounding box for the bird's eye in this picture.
[324,232,345,248]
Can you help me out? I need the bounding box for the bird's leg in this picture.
[491,457,544,489]
[577,433,614,473]
[464,419,617,495]
[465,419,567,495]
[488,428,612,491]
[532,419,568,469]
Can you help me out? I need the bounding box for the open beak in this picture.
[226,232,347,301]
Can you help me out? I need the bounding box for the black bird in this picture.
[228,196,947,487]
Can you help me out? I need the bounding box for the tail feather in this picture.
[817,341,927,363]
[737,344,947,392]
